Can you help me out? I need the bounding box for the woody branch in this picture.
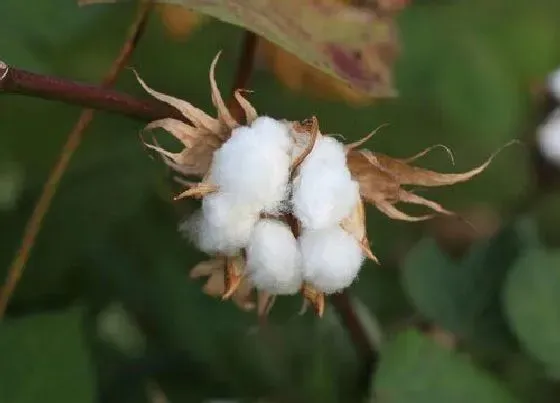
[0,61,185,123]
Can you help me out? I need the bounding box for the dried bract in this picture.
[139,52,507,318]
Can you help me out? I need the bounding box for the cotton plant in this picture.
[136,52,503,317]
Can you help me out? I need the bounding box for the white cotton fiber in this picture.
[209,117,293,213]
[548,68,560,102]
[299,226,364,294]
[183,193,259,255]
[304,136,348,167]
[246,219,303,295]
[292,136,360,229]
[538,108,560,167]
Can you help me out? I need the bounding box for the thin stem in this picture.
[0,64,185,123]
[331,293,379,392]
[0,0,155,319]
[227,31,258,123]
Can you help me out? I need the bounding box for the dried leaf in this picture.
[257,39,375,105]
[81,0,400,97]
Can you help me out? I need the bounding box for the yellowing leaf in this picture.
[80,0,399,96]
[257,39,375,105]
[158,4,207,39]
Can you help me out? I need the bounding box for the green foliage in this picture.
[504,247,560,379]
[374,330,519,403]
[1,0,560,401]
[402,219,539,352]
[0,307,94,403]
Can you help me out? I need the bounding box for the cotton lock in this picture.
[299,226,365,294]
[246,219,303,295]
[292,136,360,229]
[209,116,293,213]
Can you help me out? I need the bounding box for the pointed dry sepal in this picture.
[222,255,245,301]
[234,89,258,124]
[340,198,379,264]
[346,141,515,222]
[302,283,325,317]
[209,52,239,130]
[373,140,518,188]
[136,52,264,179]
[133,68,220,133]
[344,124,389,152]
[173,182,219,200]
[189,258,255,311]
[290,116,320,171]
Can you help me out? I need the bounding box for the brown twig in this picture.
[0,0,155,319]
[227,31,258,123]
[331,293,378,390]
[0,62,184,123]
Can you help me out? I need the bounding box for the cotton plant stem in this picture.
[0,62,184,123]
[227,31,258,123]
[0,0,155,319]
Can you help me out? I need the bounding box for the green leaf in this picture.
[434,32,523,141]
[402,218,539,351]
[374,330,519,403]
[0,306,94,403]
[504,248,560,379]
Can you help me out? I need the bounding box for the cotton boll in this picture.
[292,138,360,229]
[537,109,560,167]
[548,68,560,102]
[185,193,259,255]
[299,226,364,294]
[209,121,293,212]
[246,219,303,295]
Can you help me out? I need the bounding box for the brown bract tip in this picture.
[347,138,518,222]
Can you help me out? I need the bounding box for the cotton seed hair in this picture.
[139,53,502,316]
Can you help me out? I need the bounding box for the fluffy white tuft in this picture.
[548,68,560,101]
[299,226,364,294]
[292,136,360,229]
[209,118,293,213]
[538,109,560,167]
[183,193,259,256]
[246,219,303,295]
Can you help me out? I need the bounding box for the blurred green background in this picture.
[2,0,560,402]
